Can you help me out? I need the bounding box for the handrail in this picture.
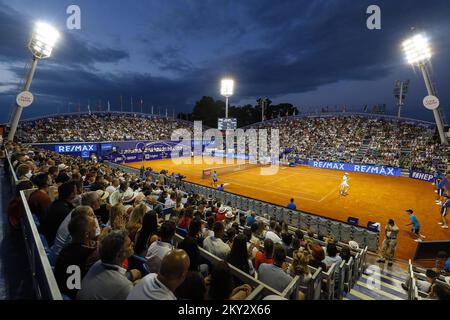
[173,232,298,299]
[19,192,63,300]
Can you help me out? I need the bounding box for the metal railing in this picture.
[4,150,62,300]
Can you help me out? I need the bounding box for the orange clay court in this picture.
[126,156,448,261]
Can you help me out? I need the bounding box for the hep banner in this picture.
[309,160,401,176]
[409,171,435,182]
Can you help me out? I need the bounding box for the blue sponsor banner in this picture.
[409,171,435,182]
[123,153,143,163]
[309,160,401,176]
[55,144,97,153]
[295,157,309,165]
[101,143,113,151]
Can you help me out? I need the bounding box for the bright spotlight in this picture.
[29,22,60,59]
[221,79,234,97]
[402,33,432,65]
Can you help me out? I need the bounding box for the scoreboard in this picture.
[218,118,237,130]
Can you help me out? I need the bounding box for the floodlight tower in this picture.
[221,79,234,118]
[402,33,447,145]
[394,80,409,118]
[8,22,60,141]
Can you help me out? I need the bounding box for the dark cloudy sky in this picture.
[1,0,449,124]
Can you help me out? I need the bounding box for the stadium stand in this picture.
[6,140,448,301]
[247,114,449,172]
[17,113,194,143]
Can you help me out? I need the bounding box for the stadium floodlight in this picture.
[29,22,60,59]
[402,33,447,145]
[221,79,234,118]
[402,34,432,65]
[8,22,60,141]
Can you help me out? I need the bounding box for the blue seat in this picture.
[32,213,40,228]
[40,234,56,267]
[176,226,188,238]
[130,254,150,276]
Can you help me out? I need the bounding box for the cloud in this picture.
[0,3,129,66]
[1,0,450,123]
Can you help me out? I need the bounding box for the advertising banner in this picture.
[309,160,401,176]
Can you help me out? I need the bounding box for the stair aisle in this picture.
[344,262,409,300]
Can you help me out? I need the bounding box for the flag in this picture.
[87,100,91,115]
[107,100,111,112]
[363,105,368,112]
[140,98,143,113]
[77,100,81,113]
[151,105,154,115]
[131,96,134,112]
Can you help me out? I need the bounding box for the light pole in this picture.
[8,22,60,141]
[402,33,448,145]
[394,80,409,118]
[221,79,234,118]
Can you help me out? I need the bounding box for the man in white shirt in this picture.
[203,222,230,260]
[127,249,190,300]
[265,221,282,244]
[145,221,175,273]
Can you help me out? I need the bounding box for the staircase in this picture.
[344,257,409,300]
[354,139,371,163]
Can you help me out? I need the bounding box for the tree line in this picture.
[178,96,298,128]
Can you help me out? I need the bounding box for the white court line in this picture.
[259,183,319,197]
[319,187,338,202]
[263,172,302,186]
[223,178,323,202]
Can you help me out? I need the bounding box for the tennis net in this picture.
[202,162,263,179]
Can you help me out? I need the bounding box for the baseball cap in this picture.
[406,209,414,214]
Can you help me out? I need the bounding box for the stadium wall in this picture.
[31,140,437,181]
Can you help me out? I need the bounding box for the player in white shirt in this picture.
[340,172,349,196]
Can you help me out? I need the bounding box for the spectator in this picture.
[42,181,77,246]
[290,250,312,300]
[174,271,207,300]
[206,261,252,300]
[255,238,274,270]
[53,191,101,256]
[309,244,327,271]
[287,198,296,210]
[127,249,190,300]
[246,210,257,227]
[28,173,52,222]
[281,232,294,257]
[177,208,193,230]
[77,230,137,300]
[7,180,34,229]
[323,243,343,269]
[109,203,127,230]
[145,221,176,273]
[203,222,230,260]
[340,246,352,263]
[258,244,293,294]
[126,203,147,242]
[54,206,99,299]
[265,221,282,244]
[227,234,255,276]
[134,211,159,256]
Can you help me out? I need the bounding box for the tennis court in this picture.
[126,156,447,260]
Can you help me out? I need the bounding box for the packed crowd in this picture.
[251,116,449,172]
[16,113,449,172]
[5,141,376,300]
[18,114,194,143]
